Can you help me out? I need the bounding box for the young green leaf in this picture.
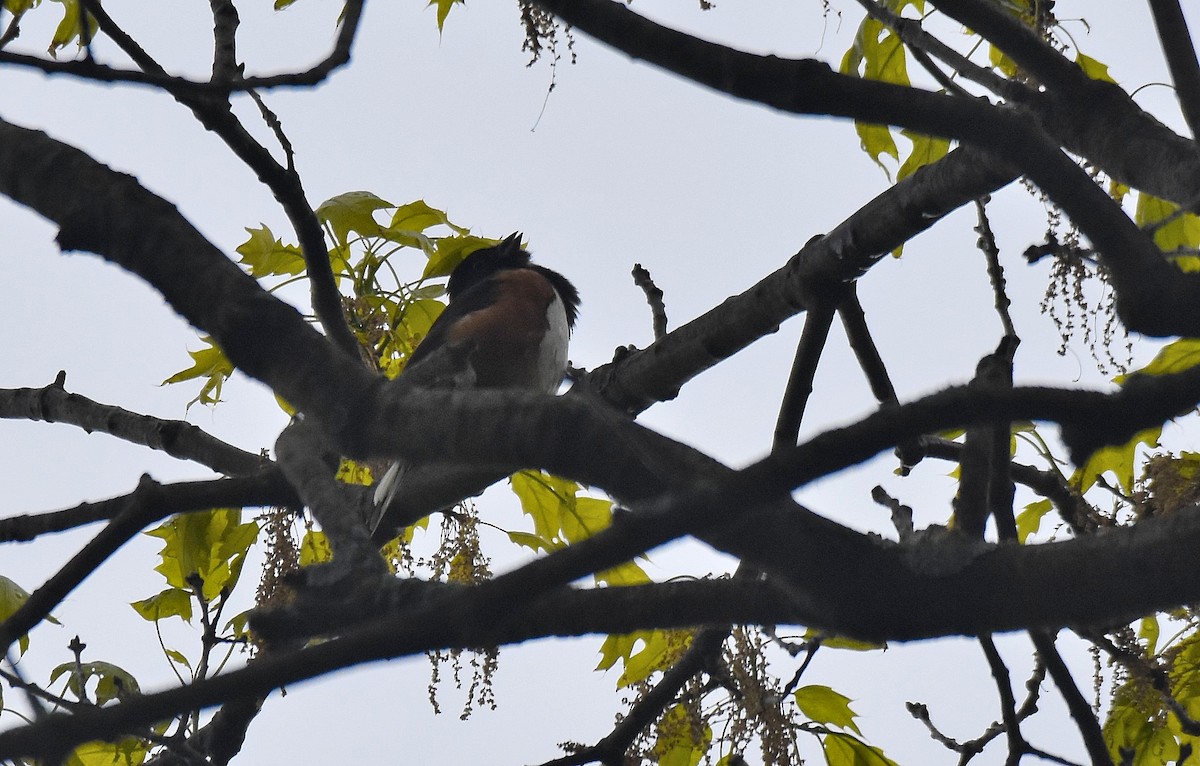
[50,660,141,705]
[161,337,234,408]
[0,575,38,656]
[236,225,306,278]
[822,732,899,766]
[652,704,711,766]
[144,508,259,602]
[794,685,862,735]
[1073,426,1162,495]
[316,190,393,247]
[130,587,194,624]
[1015,498,1054,543]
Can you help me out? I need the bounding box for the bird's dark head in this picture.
[447,232,531,299]
[447,232,580,327]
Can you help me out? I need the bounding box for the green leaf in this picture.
[1073,426,1162,495]
[795,685,862,735]
[161,336,234,408]
[50,660,141,705]
[510,470,577,548]
[48,0,98,57]
[236,225,306,277]
[1135,192,1200,254]
[1015,498,1054,543]
[4,0,40,15]
[561,496,615,543]
[130,587,193,623]
[506,530,560,553]
[594,559,651,588]
[316,190,393,246]
[335,458,374,487]
[164,648,192,671]
[388,199,467,236]
[989,44,1020,78]
[822,732,900,766]
[0,575,35,656]
[299,529,333,566]
[597,630,690,688]
[1104,681,1181,766]
[224,609,252,640]
[144,508,259,601]
[840,12,914,174]
[64,737,150,766]
[1117,338,1200,383]
[422,235,502,280]
[1139,616,1161,656]
[652,704,711,766]
[898,129,950,182]
[1076,52,1117,83]
[802,628,885,651]
[427,0,463,31]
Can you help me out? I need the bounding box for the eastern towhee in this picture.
[371,233,580,536]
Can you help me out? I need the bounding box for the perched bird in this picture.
[370,232,580,537]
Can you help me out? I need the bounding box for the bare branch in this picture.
[0,472,296,657]
[208,0,240,85]
[631,263,668,340]
[978,635,1026,764]
[1148,0,1200,140]
[530,0,1200,339]
[773,303,837,450]
[0,372,266,477]
[1030,631,1111,765]
[0,0,364,94]
[0,469,293,543]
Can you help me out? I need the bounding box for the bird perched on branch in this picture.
[370,232,580,537]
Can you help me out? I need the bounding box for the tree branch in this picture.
[0,471,297,657]
[529,0,1200,339]
[0,0,364,94]
[0,372,266,477]
[1148,0,1200,140]
[0,468,293,543]
[773,303,838,450]
[1029,631,1111,766]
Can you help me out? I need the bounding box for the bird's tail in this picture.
[369,460,408,533]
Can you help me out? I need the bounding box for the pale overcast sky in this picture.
[2,2,1196,763]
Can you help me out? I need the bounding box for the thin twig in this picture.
[631,263,668,340]
[838,286,899,406]
[979,635,1025,764]
[975,198,1017,338]
[1030,631,1112,766]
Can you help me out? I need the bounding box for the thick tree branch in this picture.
[529,0,1200,338]
[0,578,799,761]
[11,111,1200,645]
[0,373,266,477]
[926,0,1200,207]
[1148,0,1200,140]
[587,145,1018,413]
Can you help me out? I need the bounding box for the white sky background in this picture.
[1,1,1197,763]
